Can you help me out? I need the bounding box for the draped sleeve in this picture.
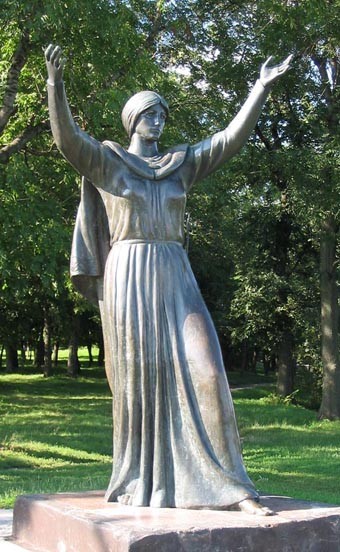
[47,81,118,303]
[47,80,119,190]
[181,80,270,189]
[70,177,110,305]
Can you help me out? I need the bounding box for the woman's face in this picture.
[134,104,166,141]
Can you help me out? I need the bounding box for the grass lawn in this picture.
[0,353,339,508]
[0,352,112,508]
[234,388,340,505]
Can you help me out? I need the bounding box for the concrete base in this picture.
[11,491,340,552]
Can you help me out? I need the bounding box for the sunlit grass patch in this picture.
[232,387,340,505]
[0,369,112,507]
[1,368,340,508]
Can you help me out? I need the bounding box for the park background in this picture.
[0,0,339,507]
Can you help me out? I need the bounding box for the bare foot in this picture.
[117,494,133,505]
[238,498,274,516]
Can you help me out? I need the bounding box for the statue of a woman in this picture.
[45,45,291,515]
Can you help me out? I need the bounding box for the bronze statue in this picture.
[45,45,291,515]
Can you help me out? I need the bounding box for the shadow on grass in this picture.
[1,371,340,508]
[0,463,111,508]
[1,444,110,468]
[0,375,110,397]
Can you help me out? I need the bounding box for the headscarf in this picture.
[121,90,169,138]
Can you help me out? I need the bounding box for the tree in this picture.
[0,1,185,373]
[138,0,339,415]
[1,0,339,414]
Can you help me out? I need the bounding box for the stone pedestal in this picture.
[12,491,340,552]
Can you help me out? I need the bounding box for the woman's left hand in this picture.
[259,54,293,87]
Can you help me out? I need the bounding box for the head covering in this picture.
[121,90,169,137]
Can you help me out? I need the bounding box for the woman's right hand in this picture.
[45,44,65,84]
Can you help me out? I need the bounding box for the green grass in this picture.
[233,388,340,505]
[0,362,339,508]
[0,367,112,508]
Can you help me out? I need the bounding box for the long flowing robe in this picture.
[48,79,269,508]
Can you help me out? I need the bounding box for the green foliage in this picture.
[159,0,339,396]
[257,390,300,406]
[0,0,173,350]
[295,362,323,411]
[1,1,340,405]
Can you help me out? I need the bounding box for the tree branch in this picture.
[311,54,338,131]
[0,29,30,135]
[270,122,283,150]
[143,5,164,50]
[255,124,274,151]
[0,120,49,164]
[98,6,165,92]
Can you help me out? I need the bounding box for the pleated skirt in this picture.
[101,240,257,508]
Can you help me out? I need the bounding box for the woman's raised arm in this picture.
[45,44,115,186]
[188,55,292,185]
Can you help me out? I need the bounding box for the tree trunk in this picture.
[319,216,340,419]
[0,345,4,369]
[272,191,295,397]
[97,333,104,366]
[240,340,248,372]
[34,333,44,368]
[43,311,52,377]
[67,316,80,377]
[277,331,294,396]
[20,341,26,367]
[52,341,59,369]
[263,352,274,375]
[250,348,258,373]
[87,342,93,366]
[6,344,18,372]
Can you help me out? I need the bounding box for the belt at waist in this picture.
[112,239,183,246]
